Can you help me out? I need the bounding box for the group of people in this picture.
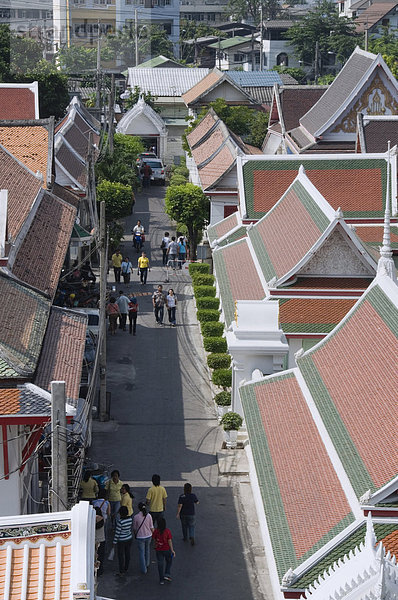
[80,469,199,584]
[107,291,139,335]
[161,231,187,269]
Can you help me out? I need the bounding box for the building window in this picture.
[207,12,215,20]
[382,18,390,26]
[339,1,344,12]
[277,52,288,66]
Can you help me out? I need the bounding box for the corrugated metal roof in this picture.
[227,70,282,87]
[127,67,209,96]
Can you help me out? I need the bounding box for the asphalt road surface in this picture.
[91,185,272,600]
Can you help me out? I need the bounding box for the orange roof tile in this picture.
[192,124,225,166]
[182,71,222,106]
[382,529,398,557]
[279,298,356,325]
[187,111,218,148]
[0,126,49,188]
[355,225,398,245]
[0,88,36,119]
[199,144,235,189]
[284,277,372,290]
[0,389,20,415]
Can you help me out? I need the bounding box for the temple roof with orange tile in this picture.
[198,143,235,190]
[182,70,222,106]
[35,308,87,400]
[186,110,218,148]
[241,156,388,220]
[207,212,239,244]
[192,124,225,167]
[278,297,357,334]
[0,86,37,120]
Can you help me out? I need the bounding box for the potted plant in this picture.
[214,391,231,421]
[220,412,243,449]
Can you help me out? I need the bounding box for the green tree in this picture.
[20,60,70,119]
[368,28,398,77]
[96,133,144,191]
[105,24,174,68]
[228,0,281,24]
[180,19,227,63]
[57,45,97,73]
[10,35,43,74]
[165,183,209,259]
[123,85,159,111]
[285,0,358,76]
[272,64,307,83]
[97,179,134,221]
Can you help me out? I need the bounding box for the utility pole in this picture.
[314,40,319,84]
[135,9,139,67]
[50,381,68,512]
[251,31,255,71]
[99,201,108,422]
[364,28,368,51]
[194,35,198,66]
[217,36,221,70]
[259,4,263,71]
[96,19,101,110]
[108,73,115,156]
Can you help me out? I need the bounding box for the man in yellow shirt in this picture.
[112,249,123,283]
[146,474,167,526]
[137,251,150,285]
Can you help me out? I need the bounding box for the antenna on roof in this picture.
[377,140,397,283]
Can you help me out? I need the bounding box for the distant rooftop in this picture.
[227,71,283,87]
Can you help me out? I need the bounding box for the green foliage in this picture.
[201,321,224,337]
[203,337,227,353]
[214,391,231,406]
[169,174,188,187]
[368,29,398,77]
[191,273,214,286]
[105,25,174,69]
[196,296,220,310]
[165,183,209,259]
[193,285,216,298]
[207,353,231,369]
[97,180,133,221]
[10,35,43,74]
[204,98,268,148]
[180,19,227,63]
[228,0,280,23]
[21,60,69,120]
[173,165,189,178]
[96,134,144,191]
[197,309,220,323]
[124,85,159,111]
[317,73,336,84]
[285,0,359,75]
[272,65,307,84]
[108,222,125,252]
[212,368,232,389]
[57,46,97,73]
[189,262,210,275]
[220,411,242,430]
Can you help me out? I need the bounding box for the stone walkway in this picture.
[91,185,272,600]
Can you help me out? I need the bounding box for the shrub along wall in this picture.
[194,285,217,298]
[203,337,227,353]
[207,353,231,369]
[201,321,224,337]
[196,296,220,310]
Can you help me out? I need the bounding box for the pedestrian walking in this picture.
[178,237,187,269]
[106,297,121,335]
[137,251,150,285]
[152,285,166,326]
[80,471,99,500]
[95,507,106,576]
[132,220,145,252]
[146,474,167,526]
[167,236,178,269]
[140,162,152,187]
[166,289,177,327]
[121,257,133,284]
[105,470,123,527]
[161,231,170,266]
[176,483,199,545]
[111,249,123,283]
[93,490,111,523]
[116,290,129,331]
[113,506,133,576]
[128,295,138,335]
[153,517,175,584]
[133,502,154,574]
[121,484,134,517]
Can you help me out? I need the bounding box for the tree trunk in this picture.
[188,226,199,261]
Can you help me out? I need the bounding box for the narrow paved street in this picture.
[91,186,271,600]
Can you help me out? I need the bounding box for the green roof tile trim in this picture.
[240,375,298,577]
[248,179,329,282]
[281,322,336,334]
[290,523,398,589]
[217,227,247,247]
[242,158,387,220]
[296,284,398,498]
[0,358,20,378]
[207,212,239,244]
[213,250,235,326]
[248,226,276,281]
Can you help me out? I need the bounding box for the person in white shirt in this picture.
[161,231,170,266]
[116,291,130,331]
[166,289,177,327]
[121,257,133,284]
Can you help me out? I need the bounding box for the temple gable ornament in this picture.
[333,74,398,134]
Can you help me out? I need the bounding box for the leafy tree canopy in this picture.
[96,133,144,191]
[165,183,209,258]
[105,24,174,68]
[228,0,281,24]
[124,85,159,111]
[272,64,307,83]
[368,28,398,77]
[285,0,359,69]
[97,179,134,221]
[57,45,97,73]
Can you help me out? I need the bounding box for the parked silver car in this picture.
[142,159,166,185]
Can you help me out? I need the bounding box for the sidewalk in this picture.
[91,186,272,600]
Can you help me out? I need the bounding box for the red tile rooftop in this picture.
[187,111,217,148]
[199,144,235,189]
[192,125,225,166]
[255,187,322,279]
[0,88,36,120]
[354,226,398,245]
[311,298,398,489]
[212,212,239,240]
[0,126,49,188]
[283,277,372,290]
[0,389,20,415]
[279,298,356,325]
[382,530,398,558]
[183,71,221,106]
[223,240,265,302]
[253,167,383,215]
[255,376,352,560]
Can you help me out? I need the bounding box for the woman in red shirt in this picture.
[152,517,175,584]
[106,297,121,335]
